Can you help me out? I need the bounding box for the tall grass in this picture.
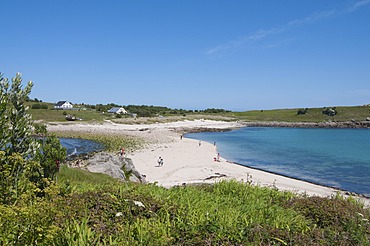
[1,167,369,245]
[52,131,144,153]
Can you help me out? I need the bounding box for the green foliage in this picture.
[35,135,67,180]
[0,198,62,245]
[203,108,231,113]
[0,151,39,204]
[53,131,144,153]
[231,105,370,122]
[0,166,369,245]
[31,103,48,109]
[297,108,308,115]
[322,107,337,116]
[58,217,101,246]
[0,72,38,158]
[285,196,370,244]
[0,73,66,204]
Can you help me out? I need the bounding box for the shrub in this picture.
[32,103,42,109]
[322,107,337,116]
[297,108,308,115]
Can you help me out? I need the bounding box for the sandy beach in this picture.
[47,119,370,206]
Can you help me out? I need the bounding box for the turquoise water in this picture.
[186,127,370,197]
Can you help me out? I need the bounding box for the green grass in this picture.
[56,165,123,193]
[29,101,370,124]
[52,131,144,153]
[27,101,236,124]
[229,105,370,122]
[29,108,111,122]
[1,166,369,245]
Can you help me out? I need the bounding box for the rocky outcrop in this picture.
[85,152,146,183]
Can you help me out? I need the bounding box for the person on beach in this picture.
[180,134,183,140]
[158,157,163,166]
[199,141,201,146]
[120,147,125,157]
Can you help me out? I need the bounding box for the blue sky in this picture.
[1,0,369,111]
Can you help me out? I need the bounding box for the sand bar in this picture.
[47,120,370,207]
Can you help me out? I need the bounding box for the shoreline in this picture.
[47,120,370,207]
[230,161,367,199]
[242,120,370,129]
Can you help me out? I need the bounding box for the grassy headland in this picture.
[229,105,370,123]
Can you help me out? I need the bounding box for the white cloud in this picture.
[206,1,369,55]
[346,0,370,12]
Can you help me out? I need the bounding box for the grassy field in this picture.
[29,101,370,124]
[228,105,370,122]
[28,104,112,122]
[27,102,236,124]
[1,166,369,245]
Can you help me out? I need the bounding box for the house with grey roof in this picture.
[108,107,127,114]
[54,101,73,110]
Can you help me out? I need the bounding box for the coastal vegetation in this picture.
[53,131,144,153]
[1,73,369,245]
[28,99,370,125]
[231,106,370,123]
[28,101,231,123]
[1,167,369,245]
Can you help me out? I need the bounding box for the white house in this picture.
[54,101,73,110]
[108,107,127,114]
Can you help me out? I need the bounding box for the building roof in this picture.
[55,101,73,107]
[108,107,122,112]
[55,101,67,106]
[108,107,127,113]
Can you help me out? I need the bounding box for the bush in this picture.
[297,108,308,115]
[32,103,41,109]
[322,107,337,116]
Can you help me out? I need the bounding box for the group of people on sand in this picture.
[157,157,164,167]
[214,152,221,162]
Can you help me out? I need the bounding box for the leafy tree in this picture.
[0,73,66,203]
[34,123,67,180]
[0,73,39,203]
[0,73,39,157]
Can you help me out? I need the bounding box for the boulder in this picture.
[85,152,146,183]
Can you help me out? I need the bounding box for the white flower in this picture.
[133,201,145,207]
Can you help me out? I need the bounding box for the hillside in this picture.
[28,101,370,124]
[229,105,370,123]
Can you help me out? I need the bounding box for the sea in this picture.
[186,127,370,197]
[60,138,104,157]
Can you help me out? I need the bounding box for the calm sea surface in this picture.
[186,127,370,197]
[60,138,104,156]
